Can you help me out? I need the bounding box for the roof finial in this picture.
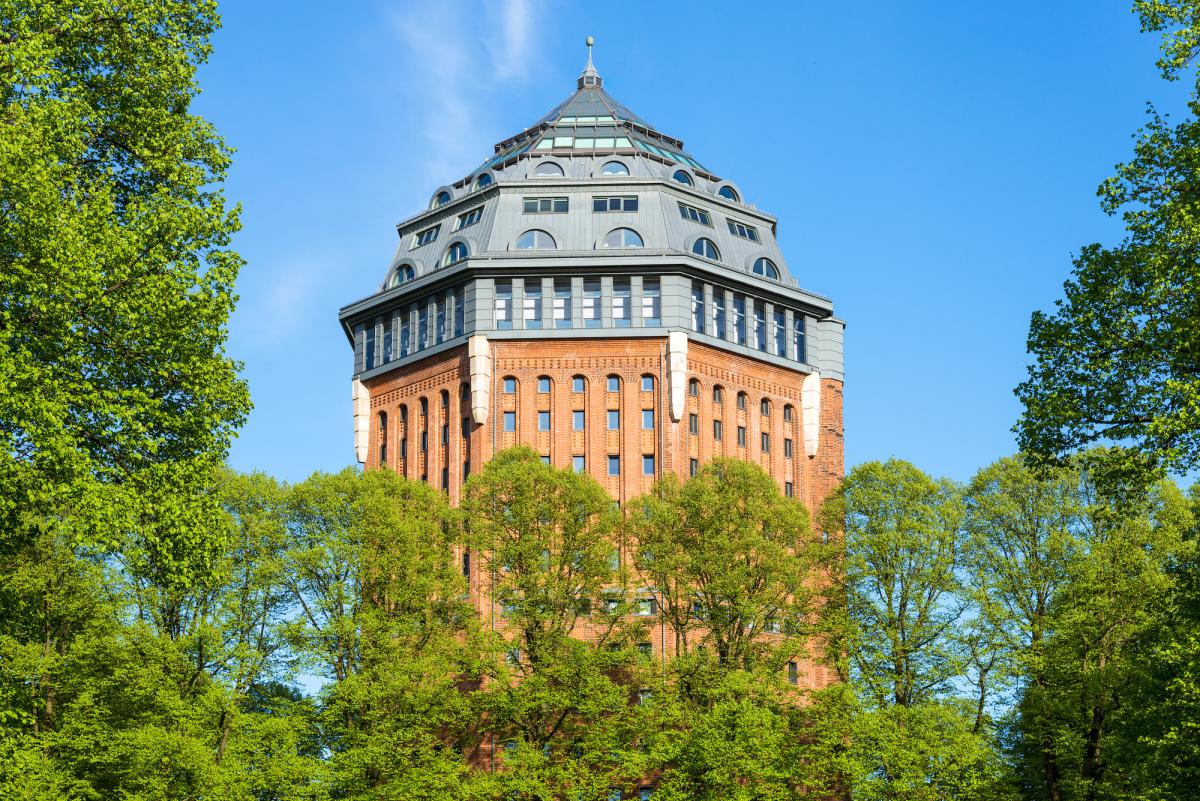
[578,35,601,89]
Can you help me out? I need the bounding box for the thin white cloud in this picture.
[389,0,546,185]
[236,257,321,349]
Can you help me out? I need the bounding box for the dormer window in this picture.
[534,161,564,177]
[443,242,468,267]
[476,173,493,189]
[753,257,780,280]
[692,238,720,261]
[389,265,416,287]
[433,190,451,208]
[516,230,556,250]
[600,160,629,175]
[728,220,760,242]
[718,185,740,202]
[672,170,693,186]
[413,224,440,248]
[602,228,643,248]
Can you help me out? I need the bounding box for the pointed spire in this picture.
[577,35,602,89]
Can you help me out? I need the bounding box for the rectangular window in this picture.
[441,424,448,446]
[793,315,807,362]
[418,304,429,350]
[737,393,747,411]
[713,289,726,339]
[754,303,767,351]
[612,278,631,327]
[540,454,550,465]
[436,298,447,344]
[364,324,376,371]
[495,280,513,330]
[787,660,798,684]
[413,223,440,247]
[642,409,654,430]
[713,419,723,440]
[689,413,698,434]
[642,278,661,325]
[573,455,586,473]
[783,405,793,423]
[690,458,699,477]
[457,207,483,229]
[593,196,638,212]
[733,296,746,345]
[554,278,572,329]
[583,278,601,328]
[608,410,620,430]
[503,411,516,432]
[524,281,542,329]
[737,426,746,447]
[454,290,465,337]
[761,432,770,452]
[677,202,712,226]
[643,455,655,476]
[636,598,657,616]
[608,455,620,476]
[503,376,517,394]
[641,375,654,392]
[420,430,428,452]
[691,284,705,333]
[538,410,551,431]
[726,219,760,242]
[379,414,388,465]
[572,376,586,393]
[785,481,794,497]
[383,319,393,363]
[523,197,568,213]
[785,438,793,458]
[772,310,786,356]
[573,410,585,430]
[607,375,621,393]
[462,550,470,577]
[400,315,411,357]
[637,642,653,659]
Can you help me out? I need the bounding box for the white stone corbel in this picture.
[667,331,688,422]
[469,334,492,425]
[352,378,370,464]
[801,371,822,458]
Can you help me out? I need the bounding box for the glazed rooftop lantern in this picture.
[338,37,845,514]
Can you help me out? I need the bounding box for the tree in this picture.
[1015,1,1200,476]
[0,1,250,579]
[631,458,823,671]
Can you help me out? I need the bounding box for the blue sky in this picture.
[197,0,1181,484]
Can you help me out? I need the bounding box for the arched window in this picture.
[378,411,388,466]
[692,238,720,261]
[606,374,621,393]
[783,404,794,423]
[516,229,557,250]
[444,242,468,266]
[441,389,450,410]
[713,385,724,404]
[600,160,629,175]
[672,169,693,186]
[390,264,415,287]
[760,398,771,417]
[537,376,552,393]
[534,161,564,177]
[433,190,451,208]
[688,378,700,397]
[736,392,747,411]
[476,173,492,189]
[718,185,739,202]
[572,375,587,393]
[602,228,643,249]
[400,405,409,423]
[640,374,655,392]
[461,382,471,402]
[753,257,780,280]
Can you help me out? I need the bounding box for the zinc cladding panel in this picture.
[657,188,790,278]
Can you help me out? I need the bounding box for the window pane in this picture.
[573,410,585,430]
[608,410,620,430]
[642,409,654,430]
[608,455,620,476]
[503,411,516,431]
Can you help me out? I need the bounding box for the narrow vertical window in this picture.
[642,455,655,476]
[554,278,572,329]
[608,455,620,476]
[573,455,586,472]
[583,278,601,328]
[453,289,464,337]
[754,303,767,352]
[733,296,746,345]
[418,303,429,350]
[503,411,516,432]
[612,277,631,327]
[713,289,726,339]
[689,458,699,476]
[365,323,376,370]
[383,317,393,362]
[495,280,513,330]
[436,296,447,344]
[691,283,705,333]
[524,280,543,329]
[773,310,786,355]
[788,661,798,684]
[641,409,654,430]
[642,278,661,325]
[378,412,388,465]
[793,315,807,362]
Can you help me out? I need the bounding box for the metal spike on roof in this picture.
[578,35,601,89]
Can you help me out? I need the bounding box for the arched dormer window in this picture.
[692,238,719,261]
[600,160,629,175]
[753,257,780,280]
[718,185,739,202]
[444,242,468,267]
[476,173,492,189]
[602,228,643,249]
[672,169,693,186]
[433,190,451,208]
[516,229,556,250]
[534,161,564,177]
[389,264,416,288]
